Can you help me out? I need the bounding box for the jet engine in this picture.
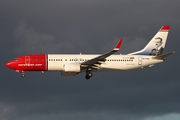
[63,64,80,72]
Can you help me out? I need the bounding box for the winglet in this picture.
[114,39,123,51]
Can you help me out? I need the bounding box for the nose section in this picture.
[6,62,10,67]
[6,61,14,69]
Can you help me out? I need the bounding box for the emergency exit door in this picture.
[25,56,30,64]
[138,57,142,65]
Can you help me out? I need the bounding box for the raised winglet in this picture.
[114,39,123,51]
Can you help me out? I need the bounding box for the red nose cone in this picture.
[6,62,11,68]
[6,61,14,69]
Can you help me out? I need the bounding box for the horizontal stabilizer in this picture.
[153,51,175,59]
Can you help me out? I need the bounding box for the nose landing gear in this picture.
[21,72,25,78]
[15,70,25,78]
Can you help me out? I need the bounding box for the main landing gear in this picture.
[85,71,93,80]
[16,70,25,78]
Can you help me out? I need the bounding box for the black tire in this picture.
[21,73,25,78]
[85,72,93,80]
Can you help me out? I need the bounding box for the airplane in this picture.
[6,25,174,80]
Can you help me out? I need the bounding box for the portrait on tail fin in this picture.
[128,26,169,56]
[149,37,164,56]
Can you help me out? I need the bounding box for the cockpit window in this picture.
[13,58,19,61]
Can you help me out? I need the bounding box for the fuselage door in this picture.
[25,56,30,64]
[138,57,142,65]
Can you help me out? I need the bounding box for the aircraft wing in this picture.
[153,51,175,59]
[80,39,122,69]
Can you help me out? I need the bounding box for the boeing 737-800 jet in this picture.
[6,26,174,79]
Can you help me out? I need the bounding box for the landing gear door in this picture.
[138,57,142,65]
[25,56,30,64]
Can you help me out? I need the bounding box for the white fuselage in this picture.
[47,54,163,72]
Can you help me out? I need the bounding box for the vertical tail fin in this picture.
[128,26,170,56]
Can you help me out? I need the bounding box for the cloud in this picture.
[13,21,97,54]
[13,22,63,54]
[0,107,144,120]
[0,103,16,120]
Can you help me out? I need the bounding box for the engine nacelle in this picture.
[63,64,80,72]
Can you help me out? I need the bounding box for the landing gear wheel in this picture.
[85,72,93,80]
[21,73,25,78]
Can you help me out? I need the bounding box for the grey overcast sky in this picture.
[1,0,180,120]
